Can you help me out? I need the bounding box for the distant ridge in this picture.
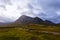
[43,20,55,25]
[15,15,55,25]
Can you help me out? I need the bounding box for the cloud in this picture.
[0,0,32,22]
[29,0,60,23]
[0,0,60,23]
[0,15,13,23]
[0,0,12,5]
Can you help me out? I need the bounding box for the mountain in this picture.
[0,22,5,26]
[15,15,34,24]
[0,22,14,27]
[15,15,55,25]
[0,15,57,27]
[32,17,44,24]
[15,15,44,24]
[43,20,55,25]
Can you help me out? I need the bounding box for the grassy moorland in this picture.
[0,24,60,40]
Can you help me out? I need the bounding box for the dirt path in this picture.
[39,31,60,35]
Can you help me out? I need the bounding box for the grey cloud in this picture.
[1,0,12,5]
[0,5,5,8]
[0,16,13,23]
[0,5,6,10]
[28,0,60,23]
[27,4,34,9]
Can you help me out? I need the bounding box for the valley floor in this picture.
[0,24,60,40]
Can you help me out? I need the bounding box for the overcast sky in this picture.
[0,0,60,23]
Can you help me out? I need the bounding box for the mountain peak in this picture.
[15,15,33,24]
[15,15,55,25]
[15,15,43,24]
[20,15,28,18]
[34,17,43,21]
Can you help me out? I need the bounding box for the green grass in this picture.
[0,24,60,40]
